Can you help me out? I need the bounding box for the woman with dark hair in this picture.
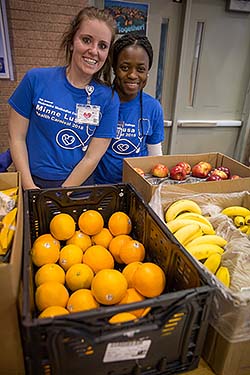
[94,31,164,184]
[8,7,119,189]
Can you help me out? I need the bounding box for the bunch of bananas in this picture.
[164,199,230,287]
[0,187,18,256]
[221,205,250,235]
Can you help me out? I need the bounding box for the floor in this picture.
[183,358,216,375]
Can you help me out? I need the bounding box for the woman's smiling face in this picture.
[70,18,112,79]
[115,45,150,102]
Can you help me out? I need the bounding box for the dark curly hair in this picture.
[60,6,117,86]
[112,31,153,72]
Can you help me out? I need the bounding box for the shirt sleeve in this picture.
[8,70,34,119]
[146,100,165,145]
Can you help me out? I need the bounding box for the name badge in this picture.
[76,104,100,125]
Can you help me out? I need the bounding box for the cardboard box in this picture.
[123,153,250,202]
[148,184,250,375]
[0,172,25,374]
[203,325,250,375]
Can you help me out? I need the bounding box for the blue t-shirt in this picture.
[8,66,119,180]
[94,91,164,184]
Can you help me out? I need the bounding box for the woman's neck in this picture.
[116,88,139,103]
[66,67,92,89]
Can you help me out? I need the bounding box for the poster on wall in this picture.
[104,0,149,35]
[0,0,13,79]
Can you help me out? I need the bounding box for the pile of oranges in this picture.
[31,210,166,323]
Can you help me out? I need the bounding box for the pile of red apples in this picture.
[134,161,240,181]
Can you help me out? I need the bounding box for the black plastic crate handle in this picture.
[31,288,210,346]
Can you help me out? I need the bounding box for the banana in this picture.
[245,215,250,225]
[186,243,224,261]
[6,219,16,252]
[221,206,250,218]
[0,219,16,255]
[184,227,203,245]
[175,212,214,232]
[203,253,221,274]
[0,207,18,251]
[216,266,230,288]
[234,216,245,227]
[0,187,18,197]
[174,223,201,246]
[185,234,227,248]
[239,225,248,233]
[166,218,214,235]
[165,199,202,223]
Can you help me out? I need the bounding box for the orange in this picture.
[59,244,83,271]
[108,234,132,263]
[108,211,132,236]
[109,312,137,324]
[140,307,151,318]
[35,263,65,287]
[39,306,69,319]
[119,239,145,264]
[66,230,92,253]
[78,210,104,236]
[67,289,99,313]
[133,262,166,298]
[82,245,114,273]
[33,233,60,250]
[118,288,145,317]
[66,263,94,291]
[91,269,128,305]
[35,281,69,311]
[31,238,60,267]
[122,261,142,288]
[49,213,75,241]
[91,228,113,248]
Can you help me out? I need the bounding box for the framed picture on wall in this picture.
[0,0,13,79]
[226,0,250,13]
[104,0,149,35]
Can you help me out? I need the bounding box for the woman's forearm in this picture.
[8,109,38,190]
[9,140,37,189]
[62,138,111,187]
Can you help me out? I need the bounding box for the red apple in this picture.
[206,174,222,181]
[170,165,187,181]
[134,167,145,177]
[176,161,191,175]
[231,174,240,180]
[151,163,169,178]
[217,166,231,178]
[210,168,228,180]
[191,161,212,178]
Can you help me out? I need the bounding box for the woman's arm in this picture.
[62,137,111,187]
[147,142,163,156]
[8,108,39,190]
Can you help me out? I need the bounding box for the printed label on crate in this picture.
[103,339,152,363]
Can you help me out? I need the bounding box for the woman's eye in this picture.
[99,42,109,50]
[82,37,91,44]
[120,66,129,72]
[138,67,146,73]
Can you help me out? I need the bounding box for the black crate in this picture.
[20,184,215,375]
